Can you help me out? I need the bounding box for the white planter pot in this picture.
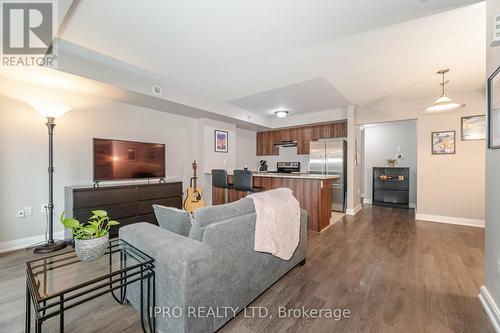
[74,234,109,262]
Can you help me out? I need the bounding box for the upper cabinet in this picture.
[256,131,279,156]
[256,121,347,156]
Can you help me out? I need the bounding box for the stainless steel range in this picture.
[276,162,300,173]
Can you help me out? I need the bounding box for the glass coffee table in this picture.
[25,239,155,333]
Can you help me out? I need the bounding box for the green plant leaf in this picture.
[91,210,107,217]
[89,221,100,227]
[107,220,120,226]
[62,218,80,229]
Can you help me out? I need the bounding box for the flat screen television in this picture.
[93,138,165,181]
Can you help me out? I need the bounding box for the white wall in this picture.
[363,120,417,206]
[197,118,237,205]
[346,105,362,214]
[236,128,259,170]
[416,105,485,223]
[358,90,486,225]
[483,0,500,327]
[0,94,197,248]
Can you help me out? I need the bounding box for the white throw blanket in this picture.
[248,188,301,260]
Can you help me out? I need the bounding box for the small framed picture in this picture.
[461,115,485,141]
[488,65,500,149]
[127,149,137,161]
[214,130,228,153]
[432,131,456,155]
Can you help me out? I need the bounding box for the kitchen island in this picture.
[212,172,339,232]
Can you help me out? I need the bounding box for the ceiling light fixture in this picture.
[423,69,465,113]
[274,110,289,118]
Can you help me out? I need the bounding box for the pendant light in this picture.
[423,69,465,113]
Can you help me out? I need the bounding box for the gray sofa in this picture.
[119,197,307,333]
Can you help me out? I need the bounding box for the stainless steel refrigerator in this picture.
[309,139,347,212]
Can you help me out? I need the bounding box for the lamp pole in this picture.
[33,117,67,253]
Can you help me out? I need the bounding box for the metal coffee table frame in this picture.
[25,239,155,333]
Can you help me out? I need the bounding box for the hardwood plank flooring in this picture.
[0,205,493,332]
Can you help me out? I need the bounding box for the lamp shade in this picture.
[29,101,71,118]
[423,95,465,113]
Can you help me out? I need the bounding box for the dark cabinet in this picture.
[65,182,183,237]
[372,167,410,208]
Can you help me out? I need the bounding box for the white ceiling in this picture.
[56,1,485,117]
[228,77,349,117]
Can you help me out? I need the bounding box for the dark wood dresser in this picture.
[65,182,183,237]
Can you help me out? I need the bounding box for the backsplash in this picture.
[257,146,309,172]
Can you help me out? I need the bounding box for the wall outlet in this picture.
[41,204,48,214]
[24,206,32,216]
[16,209,25,218]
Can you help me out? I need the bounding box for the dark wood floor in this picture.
[0,205,493,332]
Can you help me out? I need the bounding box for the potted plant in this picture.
[387,159,397,167]
[61,210,119,262]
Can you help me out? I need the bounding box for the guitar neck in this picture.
[192,162,198,189]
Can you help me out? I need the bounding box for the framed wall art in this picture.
[461,115,485,141]
[214,130,228,153]
[432,131,456,155]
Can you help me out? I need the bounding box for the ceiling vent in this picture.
[152,86,162,96]
[491,14,500,47]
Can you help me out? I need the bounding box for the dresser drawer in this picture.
[138,196,182,215]
[138,183,182,200]
[73,187,137,208]
[73,202,138,221]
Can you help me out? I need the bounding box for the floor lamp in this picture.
[29,101,71,254]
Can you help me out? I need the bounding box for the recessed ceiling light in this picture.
[274,110,289,118]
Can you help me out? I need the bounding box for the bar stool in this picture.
[212,169,232,204]
[232,170,265,195]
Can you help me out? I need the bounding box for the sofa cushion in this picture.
[153,204,192,237]
[188,198,255,241]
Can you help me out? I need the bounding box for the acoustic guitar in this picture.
[183,160,206,212]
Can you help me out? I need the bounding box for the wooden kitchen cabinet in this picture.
[297,126,313,155]
[256,131,279,156]
[256,120,347,156]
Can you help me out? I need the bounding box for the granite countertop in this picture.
[205,171,339,180]
[252,172,340,180]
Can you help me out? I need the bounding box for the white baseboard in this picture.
[363,198,415,209]
[0,231,65,254]
[346,204,362,216]
[480,286,500,332]
[415,213,484,228]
